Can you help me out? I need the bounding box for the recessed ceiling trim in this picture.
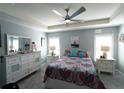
[48,18,110,30]
[110,4,124,21]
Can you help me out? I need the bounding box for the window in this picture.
[8,37,19,52]
[13,38,19,51]
[94,35,113,60]
[49,37,60,56]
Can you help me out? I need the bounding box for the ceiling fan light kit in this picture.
[50,5,112,30]
[65,19,71,23]
[53,6,86,24]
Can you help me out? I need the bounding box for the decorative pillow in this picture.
[83,51,90,58]
[69,48,79,57]
[77,50,84,58]
[64,48,90,58]
[64,50,70,56]
[64,48,71,56]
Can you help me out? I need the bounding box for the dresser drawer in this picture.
[6,76,13,83]
[21,54,33,61]
[34,52,40,58]
[6,56,20,65]
[6,71,22,83]
[21,63,29,70]
[100,66,113,70]
[21,69,29,78]
[100,63,113,68]
[6,63,21,75]
[100,67,113,73]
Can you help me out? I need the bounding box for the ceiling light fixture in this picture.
[65,19,70,23]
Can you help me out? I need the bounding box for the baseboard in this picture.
[116,69,124,77]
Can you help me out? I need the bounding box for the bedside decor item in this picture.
[25,43,30,51]
[71,36,79,48]
[50,46,56,56]
[101,46,110,59]
[31,42,37,51]
[9,45,14,53]
[100,55,105,59]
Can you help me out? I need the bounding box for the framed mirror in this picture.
[7,34,31,55]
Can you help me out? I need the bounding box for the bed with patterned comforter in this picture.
[43,56,105,89]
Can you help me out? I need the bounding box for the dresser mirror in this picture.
[7,34,31,55]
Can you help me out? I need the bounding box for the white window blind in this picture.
[13,38,19,51]
[49,37,60,56]
[95,35,113,60]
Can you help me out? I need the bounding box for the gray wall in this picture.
[47,26,119,61]
[118,24,124,73]
[0,11,47,87]
[0,11,47,58]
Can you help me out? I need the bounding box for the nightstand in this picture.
[47,55,59,63]
[96,58,116,75]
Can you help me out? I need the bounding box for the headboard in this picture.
[71,44,79,48]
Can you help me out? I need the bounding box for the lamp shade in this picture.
[50,46,56,51]
[101,46,110,52]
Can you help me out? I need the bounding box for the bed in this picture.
[43,48,105,89]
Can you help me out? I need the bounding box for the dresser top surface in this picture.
[5,51,41,57]
[97,58,116,61]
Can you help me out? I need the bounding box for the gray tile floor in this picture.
[17,65,124,89]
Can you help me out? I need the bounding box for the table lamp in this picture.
[50,46,56,56]
[101,46,110,58]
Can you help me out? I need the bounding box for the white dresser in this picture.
[47,55,59,63]
[96,58,116,75]
[2,51,41,85]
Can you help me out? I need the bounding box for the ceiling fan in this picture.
[52,6,86,24]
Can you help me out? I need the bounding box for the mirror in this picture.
[7,34,31,55]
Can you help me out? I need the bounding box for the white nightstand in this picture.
[47,55,59,63]
[96,58,116,75]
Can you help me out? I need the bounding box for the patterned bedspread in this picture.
[43,56,105,89]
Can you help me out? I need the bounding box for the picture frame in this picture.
[71,36,79,48]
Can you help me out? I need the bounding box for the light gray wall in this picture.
[118,25,124,73]
[0,11,47,58]
[47,26,119,61]
[0,11,47,87]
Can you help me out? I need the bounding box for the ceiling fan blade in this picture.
[70,7,86,19]
[56,20,65,24]
[52,10,64,17]
[71,19,84,23]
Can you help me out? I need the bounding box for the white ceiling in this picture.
[0,3,124,32]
